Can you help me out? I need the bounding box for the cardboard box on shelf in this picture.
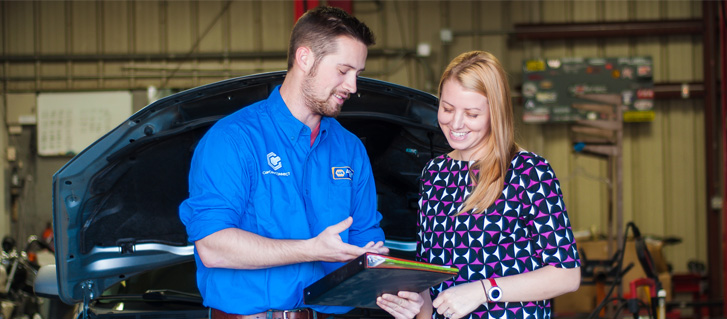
[553,239,671,315]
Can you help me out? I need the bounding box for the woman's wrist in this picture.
[480,279,490,303]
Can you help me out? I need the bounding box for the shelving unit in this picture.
[570,93,624,276]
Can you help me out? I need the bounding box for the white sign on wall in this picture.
[37,91,132,156]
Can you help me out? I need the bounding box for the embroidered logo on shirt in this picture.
[262,152,290,177]
[332,167,354,180]
[267,152,282,170]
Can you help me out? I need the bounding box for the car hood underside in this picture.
[52,71,450,304]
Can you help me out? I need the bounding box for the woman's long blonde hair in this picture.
[438,51,520,214]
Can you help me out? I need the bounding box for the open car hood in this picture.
[52,71,450,304]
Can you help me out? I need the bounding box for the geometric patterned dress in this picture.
[416,151,581,319]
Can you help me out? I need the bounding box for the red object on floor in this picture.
[671,273,709,319]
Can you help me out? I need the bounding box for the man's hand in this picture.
[310,217,388,262]
[363,240,389,255]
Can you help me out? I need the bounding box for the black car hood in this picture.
[52,71,450,304]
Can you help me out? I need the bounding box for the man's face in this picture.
[302,36,368,117]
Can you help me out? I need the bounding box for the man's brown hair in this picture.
[287,6,375,73]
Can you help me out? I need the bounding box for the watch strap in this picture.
[487,278,502,302]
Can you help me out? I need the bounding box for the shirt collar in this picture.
[268,85,330,144]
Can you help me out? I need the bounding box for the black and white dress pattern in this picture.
[417,151,581,319]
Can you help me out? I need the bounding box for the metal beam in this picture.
[513,19,703,40]
[0,49,415,63]
[653,82,705,99]
[515,82,709,101]
[701,0,723,317]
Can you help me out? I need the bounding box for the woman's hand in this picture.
[432,281,487,319]
[377,291,425,319]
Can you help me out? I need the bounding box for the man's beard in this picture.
[301,73,342,118]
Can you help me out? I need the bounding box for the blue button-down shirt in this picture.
[179,85,385,315]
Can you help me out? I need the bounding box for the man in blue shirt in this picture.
[180,6,426,319]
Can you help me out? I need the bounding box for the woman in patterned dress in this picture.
[377,51,581,319]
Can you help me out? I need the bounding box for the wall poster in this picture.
[37,91,132,156]
[522,57,654,123]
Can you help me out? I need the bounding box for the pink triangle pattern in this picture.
[416,153,581,319]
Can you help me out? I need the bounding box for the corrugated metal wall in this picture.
[0,0,709,274]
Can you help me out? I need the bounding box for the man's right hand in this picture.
[196,217,389,269]
[310,217,387,262]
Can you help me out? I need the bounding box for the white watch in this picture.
[487,278,502,302]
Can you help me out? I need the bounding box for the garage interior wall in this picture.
[0,98,8,238]
[0,0,719,295]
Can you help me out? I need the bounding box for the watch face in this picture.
[488,287,502,302]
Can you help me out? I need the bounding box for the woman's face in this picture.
[437,79,491,161]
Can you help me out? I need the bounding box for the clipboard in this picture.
[304,253,458,309]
